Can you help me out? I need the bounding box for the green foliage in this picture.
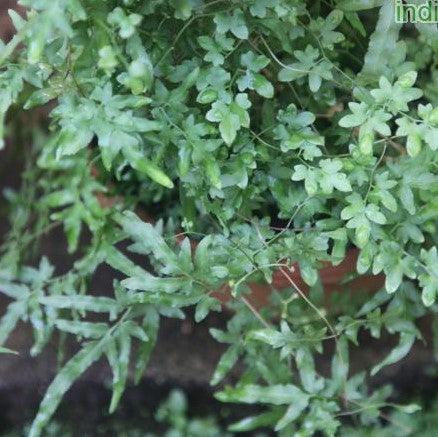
[0,346,17,354]
[155,389,231,437]
[1,0,438,435]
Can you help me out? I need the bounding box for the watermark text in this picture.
[395,0,438,23]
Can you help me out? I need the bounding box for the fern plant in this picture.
[1,1,438,435]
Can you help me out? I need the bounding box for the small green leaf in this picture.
[394,403,421,414]
[0,301,26,346]
[134,308,159,384]
[361,1,401,79]
[422,284,436,307]
[211,344,240,385]
[29,339,109,437]
[397,71,418,88]
[296,347,323,393]
[337,0,384,11]
[275,395,310,431]
[116,212,181,273]
[39,296,119,318]
[219,112,240,145]
[229,411,282,432]
[371,332,416,376]
[122,145,174,189]
[299,262,318,286]
[365,204,387,224]
[359,131,374,155]
[385,264,403,294]
[216,384,308,405]
[108,324,131,413]
[0,346,18,355]
[204,157,222,189]
[406,134,422,157]
[253,74,274,98]
[330,337,349,392]
[54,320,109,339]
[197,88,218,104]
[195,296,221,323]
[214,9,248,39]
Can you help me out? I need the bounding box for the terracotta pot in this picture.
[272,248,384,294]
[176,228,384,308]
[211,249,384,309]
[93,184,384,310]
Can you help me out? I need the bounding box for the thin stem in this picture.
[254,199,309,256]
[275,264,338,340]
[365,143,387,202]
[259,35,310,74]
[240,295,271,329]
[155,17,195,67]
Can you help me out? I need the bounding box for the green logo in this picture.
[395,0,438,23]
